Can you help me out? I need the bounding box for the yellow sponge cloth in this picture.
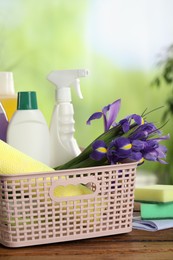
[135,185,173,203]
[0,140,54,174]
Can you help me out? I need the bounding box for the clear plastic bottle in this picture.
[7,91,50,165]
[0,72,17,120]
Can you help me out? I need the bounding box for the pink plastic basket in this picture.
[0,162,137,247]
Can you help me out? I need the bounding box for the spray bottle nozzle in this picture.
[74,78,83,99]
[47,69,89,102]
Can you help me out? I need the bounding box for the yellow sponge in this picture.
[0,140,54,174]
[135,185,173,203]
[53,184,93,198]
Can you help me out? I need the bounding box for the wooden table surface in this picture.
[0,228,173,260]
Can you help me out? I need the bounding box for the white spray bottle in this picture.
[47,69,89,168]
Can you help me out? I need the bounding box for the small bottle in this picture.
[0,102,8,142]
[0,72,17,120]
[7,91,50,165]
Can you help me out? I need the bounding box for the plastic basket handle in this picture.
[49,176,99,202]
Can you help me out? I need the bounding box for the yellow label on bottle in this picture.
[0,98,17,120]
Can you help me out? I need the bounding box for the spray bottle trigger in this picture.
[74,79,83,99]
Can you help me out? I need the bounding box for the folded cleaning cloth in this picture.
[132,216,173,231]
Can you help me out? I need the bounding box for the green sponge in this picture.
[141,202,173,219]
[135,185,173,203]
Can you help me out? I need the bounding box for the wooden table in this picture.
[0,228,173,260]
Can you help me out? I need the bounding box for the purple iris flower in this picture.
[142,140,168,164]
[90,140,107,161]
[130,123,160,140]
[128,151,143,163]
[90,133,168,165]
[131,137,167,164]
[118,114,144,133]
[107,137,132,164]
[86,99,121,132]
[155,145,168,164]
[131,140,146,151]
[87,99,169,166]
[143,145,167,164]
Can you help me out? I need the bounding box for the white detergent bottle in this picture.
[7,91,50,165]
[47,69,89,168]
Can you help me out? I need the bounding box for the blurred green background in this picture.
[0,0,173,183]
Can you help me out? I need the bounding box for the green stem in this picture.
[57,157,108,170]
[54,123,139,171]
[55,125,123,170]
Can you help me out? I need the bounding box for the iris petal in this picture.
[121,119,130,133]
[104,99,121,131]
[90,150,106,161]
[153,134,170,142]
[132,140,145,151]
[129,151,143,161]
[92,140,107,150]
[102,104,111,114]
[144,151,158,161]
[116,137,131,150]
[132,114,144,125]
[90,140,107,161]
[156,145,167,158]
[86,112,103,125]
[119,114,144,134]
[86,99,121,132]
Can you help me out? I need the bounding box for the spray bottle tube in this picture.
[47,69,89,168]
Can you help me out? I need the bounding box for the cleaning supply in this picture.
[53,184,93,198]
[0,72,17,120]
[0,140,94,202]
[0,102,8,142]
[133,216,173,231]
[47,69,89,168]
[0,140,53,174]
[140,202,173,219]
[7,91,50,165]
[135,185,173,203]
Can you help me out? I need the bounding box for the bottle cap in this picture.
[0,72,15,97]
[17,91,38,110]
